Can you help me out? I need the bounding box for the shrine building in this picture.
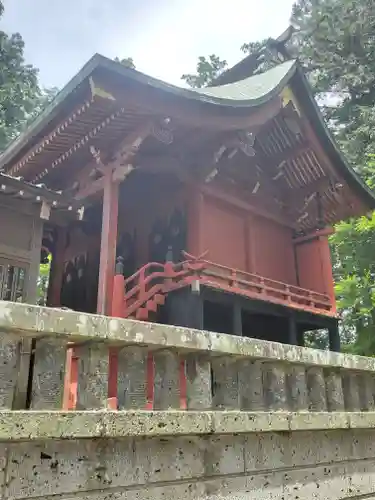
[1,41,374,353]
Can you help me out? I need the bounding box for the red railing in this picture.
[112,258,207,318]
[198,260,334,315]
[112,257,335,320]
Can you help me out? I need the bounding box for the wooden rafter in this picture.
[259,140,310,170]
[33,107,127,182]
[299,117,354,218]
[9,99,94,176]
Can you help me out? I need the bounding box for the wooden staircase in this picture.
[134,292,165,320]
[111,256,208,321]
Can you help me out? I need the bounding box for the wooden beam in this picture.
[73,122,153,201]
[97,169,120,315]
[111,122,153,165]
[201,184,293,228]
[75,176,105,201]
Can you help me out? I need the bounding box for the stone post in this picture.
[306,366,327,411]
[342,371,361,411]
[153,349,180,409]
[30,338,67,409]
[0,332,21,410]
[263,362,287,410]
[325,369,345,411]
[185,354,212,410]
[238,360,265,411]
[76,343,109,409]
[117,346,148,409]
[286,364,308,411]
[212,357,239,409]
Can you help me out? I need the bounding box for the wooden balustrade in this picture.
[199,260,334,315]
[112,257,335,321]
[0,302,372,415]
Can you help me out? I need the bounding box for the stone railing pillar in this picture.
[239,360,265,411]
[30,338,67,409]
[263,362,287,410]
[0,332,23,410]
[325,369,345,411]
[117,346,148,409]
[306,366,327,411]
[286,364,308,411]
[342,371,361,411]
[211,357,239,409]
[185,354,212,410]
[76,343,109,409]
[153,349,180,409]
[358,373,375,411]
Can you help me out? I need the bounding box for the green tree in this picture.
[114,57,136,69]
[183,0,375,353]
[290,0,375,354]
[181,55,227,88]
[0,5,42,151]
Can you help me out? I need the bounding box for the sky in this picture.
[1,0,294,89]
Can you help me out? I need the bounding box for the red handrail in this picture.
[114,259,207,318]
[113,256,334,322]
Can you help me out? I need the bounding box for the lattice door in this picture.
[0,260,27,302]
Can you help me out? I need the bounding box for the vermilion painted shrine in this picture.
[1,36,374,370]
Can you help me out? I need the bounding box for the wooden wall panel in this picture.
[295,239,325,294]
[201,197,247,271]
[251,215,297,285]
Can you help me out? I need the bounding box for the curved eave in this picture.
[0,55,297,172]
[293,66,375,212]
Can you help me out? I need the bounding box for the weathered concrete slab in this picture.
[0,410,375,441]
[2,300,375,372]
[3,429,375,500]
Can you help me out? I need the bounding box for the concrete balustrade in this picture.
[4,302,375,499]
[1,300,375,418]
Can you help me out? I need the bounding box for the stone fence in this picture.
[4,301,375,500]
[1,301,375,436]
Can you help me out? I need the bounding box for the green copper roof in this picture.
[0,55,297,170]
[195,60,296,102]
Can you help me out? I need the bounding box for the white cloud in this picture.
[1,0,294,88]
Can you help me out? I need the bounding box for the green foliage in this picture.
[0,2,56,152]
[183,0,375,354]
[291,0,375,354]
[181,55,227,88]
[0,31,40,151]
[37,255,51,306]
[114,57,136,69]
[241,38,291,75]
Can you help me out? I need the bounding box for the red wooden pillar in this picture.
[95,169,121,408]
[317,235,337,313]
[97,169,120,315]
